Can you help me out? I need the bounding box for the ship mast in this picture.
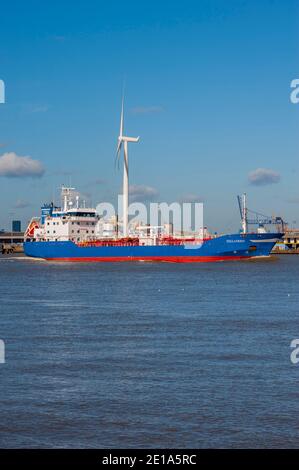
[61,186,75,212]
[237,193,248,234]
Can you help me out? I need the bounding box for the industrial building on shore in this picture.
[0,220,24,254]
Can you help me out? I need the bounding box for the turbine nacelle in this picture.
[117,136,139,153]
[120,136,139,143]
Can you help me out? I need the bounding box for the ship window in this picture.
[47,230,49,234]
[72,230,74,233]
[77,230,80,233]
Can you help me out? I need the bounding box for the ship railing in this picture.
[157,236,212,246]
[76,237,140,247]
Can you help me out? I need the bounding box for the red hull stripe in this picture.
[45,255,248,263]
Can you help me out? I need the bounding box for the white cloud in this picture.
[0,152,45,178]
[179,193,204,203]
[129,185,159,202]
[52,169,73,177]
[286,197,299,204]
[131,106,163,115]
[248,168,280,186]
[51,35,67,42]
[30,105,49,114]
[93,178,105,185]
[14,199,32,209]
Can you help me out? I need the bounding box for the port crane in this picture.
[237,194,285,235]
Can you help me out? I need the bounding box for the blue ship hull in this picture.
[23,232,282,262]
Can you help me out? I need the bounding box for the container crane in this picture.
[237,194,285,235]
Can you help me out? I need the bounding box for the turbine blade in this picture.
[119,95,124,138]
[117,138,122,155]
[114,140,123,169]
[114,151,120,170]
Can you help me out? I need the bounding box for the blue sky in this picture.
[0,0,298,232]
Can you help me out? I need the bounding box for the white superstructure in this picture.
[28,187,100,242]
[44,208,98,242]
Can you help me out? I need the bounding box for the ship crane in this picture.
[237,194,286,235]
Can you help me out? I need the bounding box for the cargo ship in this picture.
[23,188,283,262]
[23,100,283,262]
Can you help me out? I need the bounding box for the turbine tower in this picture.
[116,96,139,237]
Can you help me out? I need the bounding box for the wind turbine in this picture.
[116,96,139,238]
